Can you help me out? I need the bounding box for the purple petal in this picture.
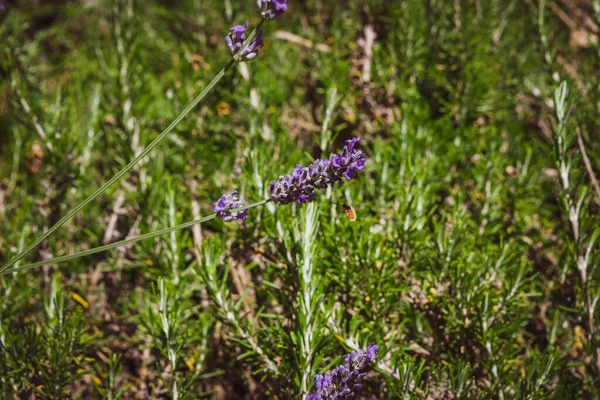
[345,137,360,152]
[214,190,247,222]
[230,19,249,36]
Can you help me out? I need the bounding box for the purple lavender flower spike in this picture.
[240,28,263,61]
[225,21,263,62]
[305,343,378,400]
[269,137,366,205]
[225,20,248,55]
[257,0,288,20]
[214,190,248,222]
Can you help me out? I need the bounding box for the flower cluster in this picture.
[257,0,288,19]
[214,190,248,222]
[225,20,264,61]
[269,137,366,205]
[225,0,288,61]
[306,343,378,400]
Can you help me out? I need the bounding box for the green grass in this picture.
[1,0,600,398]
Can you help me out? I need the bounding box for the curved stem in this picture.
[1,22,267,274]
[2,199,271,275]
[1,63,231,274]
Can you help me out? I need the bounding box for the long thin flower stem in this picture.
[2,199,270,275]
[1,23,266,275]
[576,127,600,205]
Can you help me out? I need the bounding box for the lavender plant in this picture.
[92,353,125,400]
[213,190,249,222]
[269,137,366,205]
[549,81,600,393]
[226,20,264,62]
[140,277,214,399]
[196,241,280,376]
[0,1,285,275]
[293,202,326,395]
[257,0,289,19]
[306,343,378,400]
[3,0,600,398]
[0,275,89,398]
[3,137,366,272]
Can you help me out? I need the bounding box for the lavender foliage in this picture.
[306,343,378,400]
[214,190,248,222]
[225,20,263,61]
[257,0,288,19]
[269,137,366,205]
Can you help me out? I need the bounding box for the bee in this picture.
[342,204,357,222]
[329,202,357,222]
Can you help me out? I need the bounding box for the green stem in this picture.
[1,22,266,275]
[3,199,270,275]
[1,65,230,274]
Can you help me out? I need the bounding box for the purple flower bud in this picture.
[345,342,378,370]
[226,21,264,62]
[306,343,378,400]
[269,137,366,205]
[214,190,248,222]
[257,0,288,19]
[225,20,248,55]
[240,29,263,61]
